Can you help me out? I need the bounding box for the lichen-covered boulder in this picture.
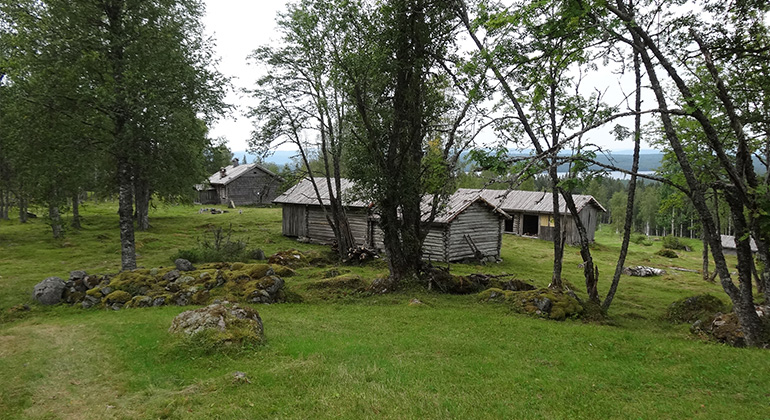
[175,258,195,272]
[665,294,727,324]
[169,303,264,345]
[479,287,583,320]
[33,277,66,305]
[691,312,746,347]
[622,266,666,277]
[268,249,307,268]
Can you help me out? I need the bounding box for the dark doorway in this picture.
[504,218,514,233]
[522,214,539,236]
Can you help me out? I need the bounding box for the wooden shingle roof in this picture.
[207,163,279,186]
[275,178,510,224]
[272,178,370,207]
[460,188,606,214]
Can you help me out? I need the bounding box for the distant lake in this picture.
[558,171,656,180]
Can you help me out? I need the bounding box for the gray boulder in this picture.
[169,303,265,344]
[33,277,66,305]
[175,258,195,272]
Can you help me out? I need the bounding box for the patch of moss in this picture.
[272,265,296,277]
[104,290,132,305]
[665,294,727,324]
[244,264,274,279]
[307,274,366,290]
[480,287,583,321]
[86,287,103,298]
[478,288,515,303]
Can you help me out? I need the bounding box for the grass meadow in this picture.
[0,202,768,419]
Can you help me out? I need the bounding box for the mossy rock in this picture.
[487,278,536,292]
[104,290,132,305]
[656,249,678,258]
[125,295,153,308]
[283,289,305,303]
[480,287,582,320]
[478,288,516,303]
[243,264,274,279]
[268,249,308,268]
[307,274,366,290]
[691,312,747,347]
[85,287,104,298]
[169,303,265,349]
[272,265,296,277]
[666,294,727,324]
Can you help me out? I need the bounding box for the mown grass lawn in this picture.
[0,202,767,419]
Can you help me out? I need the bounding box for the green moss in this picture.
[230,262,245,271]
[104,290,132,305]
[665,294,727,324]
[272,265,296,277]
[478,288,515,302]
[307,274,365,290]
[86,287,103,298]
[244,264,274,279]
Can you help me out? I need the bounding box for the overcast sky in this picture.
[203,0,289,153]
[202,1,645,156]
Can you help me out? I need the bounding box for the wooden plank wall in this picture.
[226,171,282,205]
[281,205,306,237]
[446,202,502,261]
[422,227,448,262]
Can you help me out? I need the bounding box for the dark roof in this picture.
[720,235,759,252]
[460,188,607,214]
[207,162,280,186]
[275,178,510,224]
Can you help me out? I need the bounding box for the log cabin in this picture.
[197,158,283,206]
[464,188,606,245]
[273,179,511,262]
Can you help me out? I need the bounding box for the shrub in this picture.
[656,249,678,258]
[631,233,653,246]
[662,235,687,250]
[171,224,249,263]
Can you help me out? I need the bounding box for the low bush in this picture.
[172,224,249,263]
[662,235,688,250]
[656,249,678,258]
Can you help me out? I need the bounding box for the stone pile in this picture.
[31,259,287,310]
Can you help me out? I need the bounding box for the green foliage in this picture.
[662,235,688,250]
[172,224,249,263]
[656,248,679,258]
[665,294,728,324]
[631,233,652,246]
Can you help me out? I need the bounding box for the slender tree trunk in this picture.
[0,187,6,220]
[48,203,62,239]
[18,193,27,223]
[612,7,765,345]
[561,189,599,302]
[71,191,81,229]
[134,178,150,231]
[702,233,711,282]
[549,161,564,290]
[603,49,642,311]
[118,160,137,271]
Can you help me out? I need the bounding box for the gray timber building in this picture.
[465,188,606,245]
[273,179,510,262]
[197,158,283,206]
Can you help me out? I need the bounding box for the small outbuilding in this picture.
[197,158,283,206]
[273,179,511,262]
[466,188,606,245]
[720,234,758,256]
